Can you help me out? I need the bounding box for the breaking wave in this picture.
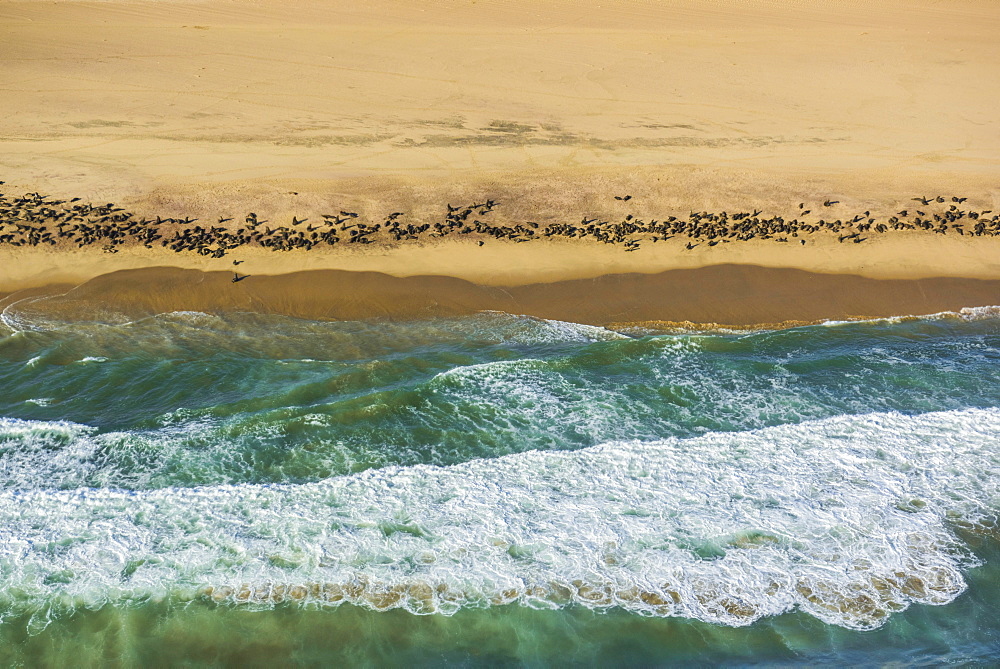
[0,408,997,632]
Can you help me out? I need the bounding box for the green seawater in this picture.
[0,306,998,665]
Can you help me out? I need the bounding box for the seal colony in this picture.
[2,184,997,260]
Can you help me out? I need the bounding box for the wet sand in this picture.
[2,265,998,328]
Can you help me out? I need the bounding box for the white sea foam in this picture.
[0,418,100,489]
[536,317,630,343]
[0,293,128,333]
[430,358,647,440]
[155,311,225,328]
[0,296,50,333]
[450,312,629,345]
[0,408,997,631]
[821,305,1000,328]
[0,415,276,490]
[432,359,574,424]
[958,305,1000,320]
[24,398,54,407]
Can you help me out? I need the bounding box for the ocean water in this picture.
[0,304,999,665]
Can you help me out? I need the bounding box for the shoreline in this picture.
[3,264,999,330]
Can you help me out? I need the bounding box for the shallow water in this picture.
[0,306,998,664]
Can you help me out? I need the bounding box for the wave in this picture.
[1,307,998,489]
[0,408,997,632]
[0,308,627,353]
[612,304,1000,335]
[819,305,1000,328]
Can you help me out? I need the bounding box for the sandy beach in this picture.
[2,0,999,323]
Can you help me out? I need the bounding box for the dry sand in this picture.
[1,0,999,324]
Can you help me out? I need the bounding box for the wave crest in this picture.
[0,408,997,631]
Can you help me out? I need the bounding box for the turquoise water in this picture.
[0,304,999,665]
